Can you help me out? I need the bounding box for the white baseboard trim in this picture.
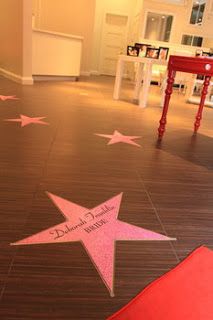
[33,75,77,82]
[0,67,33,85]
[90,70,100,76]
[80,70,91,76]
[22,77,34,85]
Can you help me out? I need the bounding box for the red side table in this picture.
[158,55,213,138]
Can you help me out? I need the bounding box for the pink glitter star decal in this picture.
[11,192,175,296]
[4,114,49,127]
[95,130,141,147]
[0,95,19,101]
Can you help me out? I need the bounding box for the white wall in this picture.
[23,0,33,84]
[141,0,213,45]
[128,0,144,43]
[0,0,23,76]
[203,37,213,48]
[0,0,32,84]
[33,0,96,75]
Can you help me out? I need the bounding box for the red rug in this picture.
[108,246,213,320]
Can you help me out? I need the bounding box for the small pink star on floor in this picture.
[0,95,19,101]
[11,192,175,296]
[4,114,49,127]
[95,130,141,147]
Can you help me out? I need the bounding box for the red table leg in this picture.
[158,69,176,138]
[194,75,211,133]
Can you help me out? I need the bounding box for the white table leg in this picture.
[133,62,144,101]
[139,61,152,108]
[113,59,124,100]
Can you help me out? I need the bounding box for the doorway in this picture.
[99,13,128,76]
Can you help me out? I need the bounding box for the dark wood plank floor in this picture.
[0,75,212,319]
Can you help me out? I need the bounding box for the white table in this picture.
[113,54,167,108]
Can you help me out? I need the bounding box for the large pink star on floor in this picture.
[4,114,49,127]
[11,192,175,296]
[0,95,19,101]
[95,130,141,147]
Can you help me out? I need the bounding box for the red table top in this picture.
[168,55,213,76]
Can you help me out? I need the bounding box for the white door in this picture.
[99,13,128,76]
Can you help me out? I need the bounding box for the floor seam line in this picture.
[136,170,180,263]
